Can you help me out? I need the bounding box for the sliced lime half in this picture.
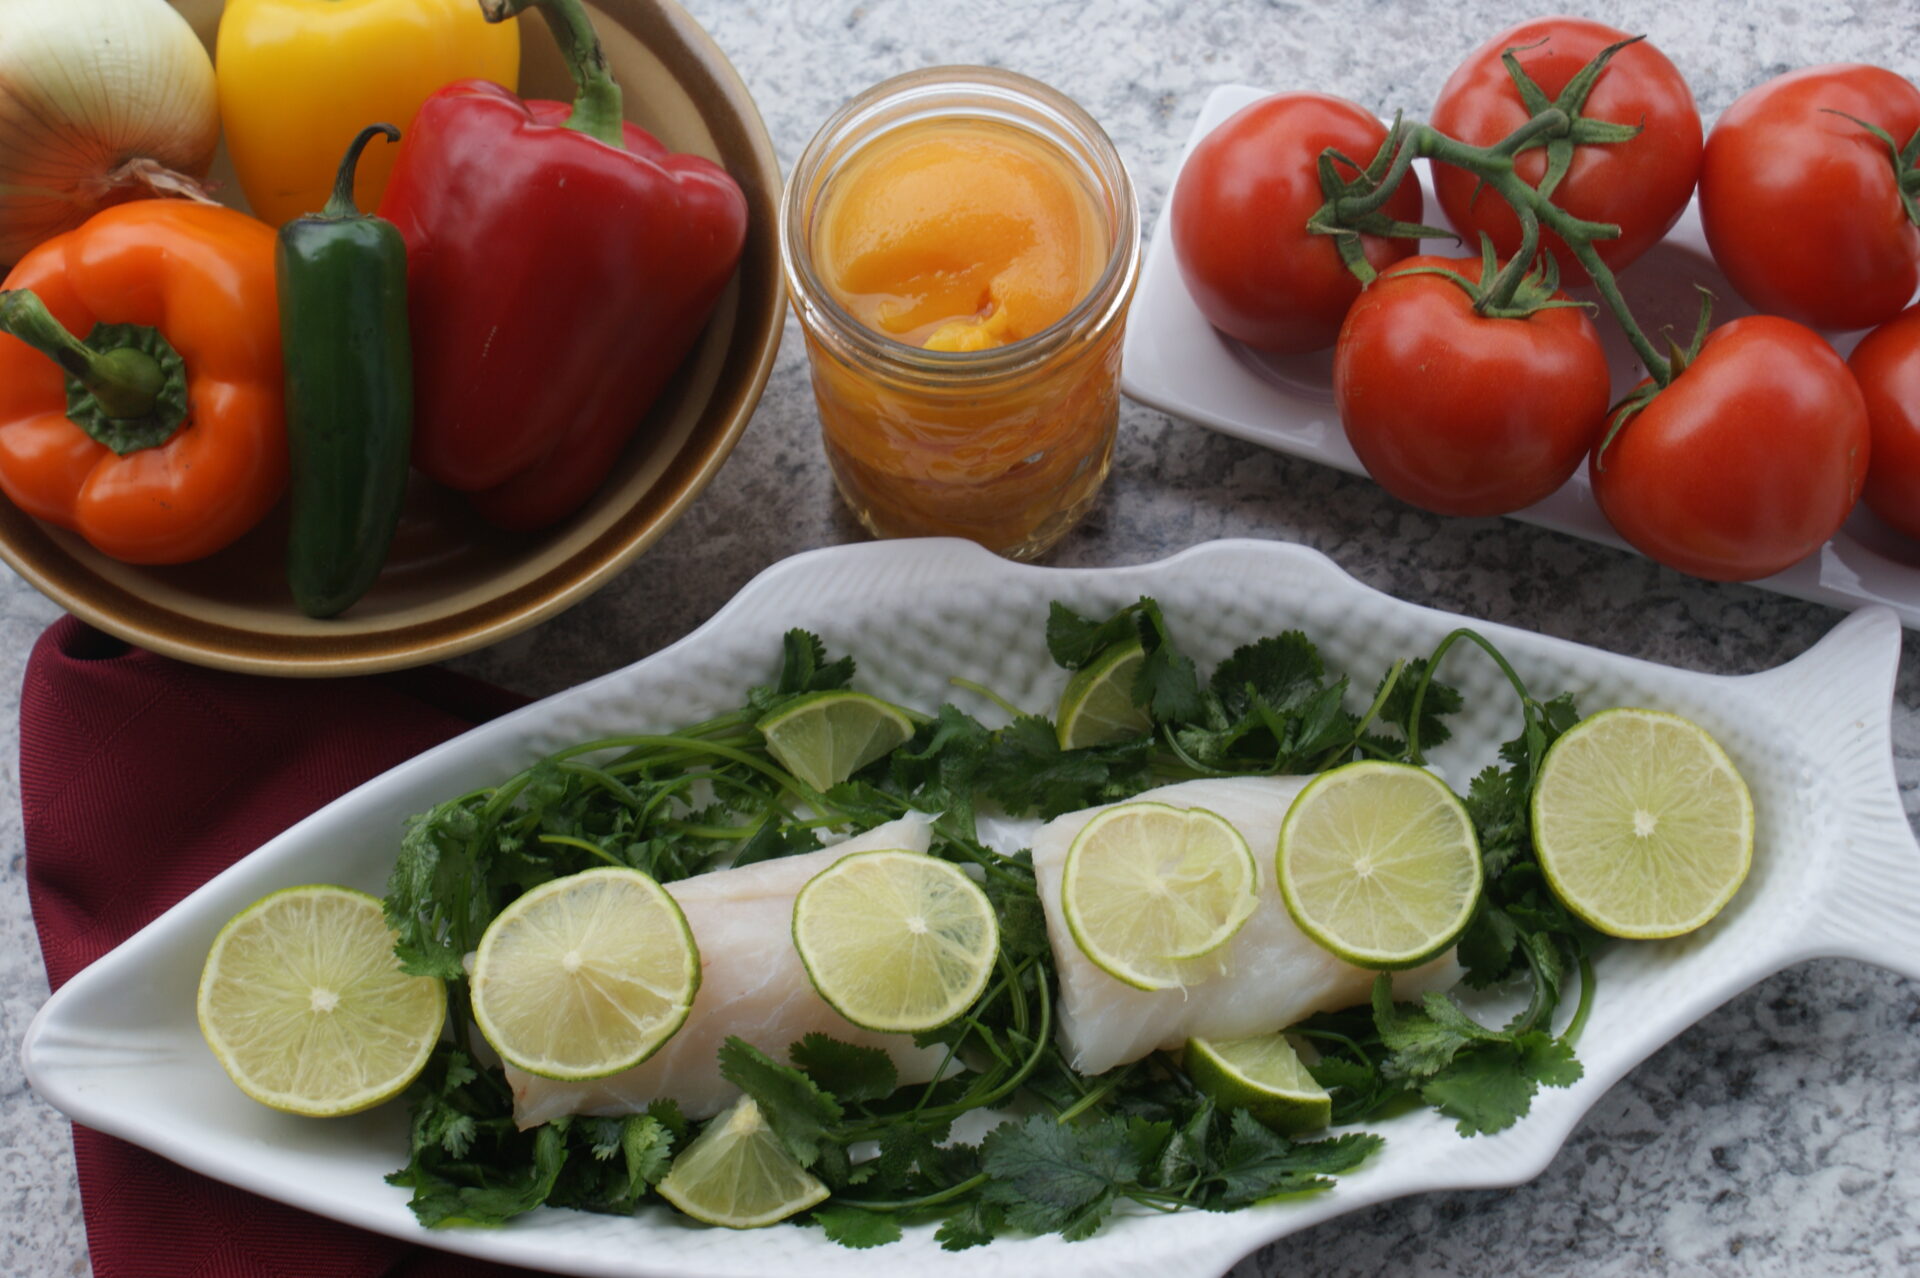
[793,849,999,1033]
[469,866,700,1081]
[1061,800,1259,990]
[196,884,445,1117]
[1277,760,1482,969]
[760,690,916,792]
[1531,706,1753,939]
[1185,1032,1333,1135]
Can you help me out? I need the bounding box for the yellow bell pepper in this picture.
[215,0,521,227]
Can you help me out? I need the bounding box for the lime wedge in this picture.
[760,690,916,791]
[1184,1032,1333,1135]
[1057,640,1151,749]
[196,884,445,1118]
[1277,760,1482,969]
[1531,707,1753,939]
[469,866,700,1081]
[1061,801,1259,990]
[793,849,999,1033]
[656,1095,830,1228]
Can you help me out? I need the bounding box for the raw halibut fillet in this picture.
[507,813,946,1127]
[1031,777,1461,1076]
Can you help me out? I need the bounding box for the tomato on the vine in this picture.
[1590,316,1868,581]
[1331,254,1610,517]
[1699,65,1920,332]
[1848,303,1920,540]
[1430,17,1702,285]
[1170,92,1423,354]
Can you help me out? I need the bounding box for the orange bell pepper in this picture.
[0,201,286,564]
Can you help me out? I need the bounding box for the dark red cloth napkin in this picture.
[20,616,551,1278]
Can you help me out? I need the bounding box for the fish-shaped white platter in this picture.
[1121,84,1920,627]
[22,537,1920,1278]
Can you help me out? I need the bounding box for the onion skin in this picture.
[0,0,220,265]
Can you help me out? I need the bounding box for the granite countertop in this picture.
[5,1,1920,1274]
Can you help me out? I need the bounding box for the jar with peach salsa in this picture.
[780,67,1140,561]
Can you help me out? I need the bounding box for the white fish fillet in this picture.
[1031,776,1461,1076]
[506,813,947,1128]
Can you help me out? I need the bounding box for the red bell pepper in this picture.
[377,0,748,530]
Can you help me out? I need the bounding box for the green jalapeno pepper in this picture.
[276,123,412,619]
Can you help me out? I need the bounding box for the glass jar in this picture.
[780,67,1140,561]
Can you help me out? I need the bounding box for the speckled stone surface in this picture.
[6,1,1920,1275]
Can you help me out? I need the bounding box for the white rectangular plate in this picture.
[1122,85,1920,627]
[22,538,1920,1278]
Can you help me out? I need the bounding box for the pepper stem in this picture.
[0,291,158,418]
[0,290,190,454]
[323,124,401,220]
[479,0,624,147]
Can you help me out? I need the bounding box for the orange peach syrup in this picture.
[812,119,1106,351]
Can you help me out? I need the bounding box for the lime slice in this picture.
[1061,801,1259,990]
[469,866,700,1081]
[1531,707,1754,939]
[1277,760,1482,969]
[1184,1032,1333,1135]
[656,1095,830,1228]
[792,849,999,1033]
[760,690,916,791]
[196,884,445,1118]
[1057,640,1151,749]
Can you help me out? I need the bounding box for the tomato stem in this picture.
[1322,107,1675,383]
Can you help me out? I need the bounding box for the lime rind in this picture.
[760,690,917,792]
[1185,1032,1333,1135]
[196,883,446,1118]
[1057,640,1152,750]
[1530,706,1754,940]
[469,866,701,1082]
[1061,800,1260,990]
[792,848,1000,1033]
[656,1095,831,1229]
[1277,760,1482,970]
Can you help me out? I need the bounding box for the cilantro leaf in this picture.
[976,714,1151,817]
[936,1199,1005,1251]
[718,1038,843,1165]
[1206,1111,1382,1209]
[811,1204,903,1249]
[790,1034,898,1106]
[748,629,856,719]
[1421,1033,1582,1136]
[980,1114,1139,1239]
[1046,600,1144,669]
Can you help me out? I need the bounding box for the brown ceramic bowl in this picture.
[0,1,783,676]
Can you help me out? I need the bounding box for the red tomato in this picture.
[1431,17,1701,285]
[1331,254,1611,517]
[1170,93,1423,354]
[1590,316,1869,581]
[1700,65,1920,332]
[1849,303,1920,540]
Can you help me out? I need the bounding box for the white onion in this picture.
[0,0,220,265]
